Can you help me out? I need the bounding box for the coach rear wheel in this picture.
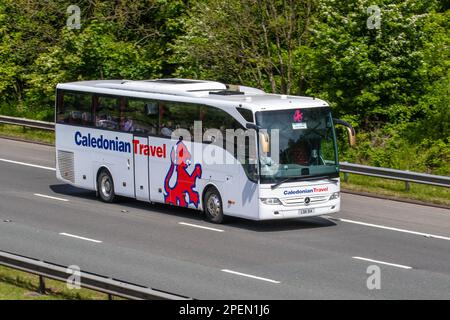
[204,188,224,224]
[97,170,115,203]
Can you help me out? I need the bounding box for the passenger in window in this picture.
[81,112,91,125]
[70,111,82,124]
[96,112,107,127]
[123,117,134,132]
[161,121,173,137]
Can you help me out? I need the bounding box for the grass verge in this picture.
[340,173,450,207]
[0,124,54,145]
[0,265,110,300]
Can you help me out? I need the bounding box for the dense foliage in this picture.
[0,0,448,174]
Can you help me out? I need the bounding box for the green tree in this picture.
[306,0,447,127]
[172,0,317,94]
[0,0,187,120]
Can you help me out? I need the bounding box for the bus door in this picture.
[133,135,151,201]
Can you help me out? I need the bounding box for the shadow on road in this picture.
[224,216,336,232]
[50,184,97,201]
[49,183,337,232]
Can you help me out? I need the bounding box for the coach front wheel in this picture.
[97,169,116,203]
[204,188,224,224]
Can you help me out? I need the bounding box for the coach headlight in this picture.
[329,192,340,200]
[260,198,282,205]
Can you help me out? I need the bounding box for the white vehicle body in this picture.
[55,79,341,221]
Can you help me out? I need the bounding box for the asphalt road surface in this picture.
[0,137,449,299]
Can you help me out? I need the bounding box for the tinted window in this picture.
[201,105,243,134]
[237,108,254,122]
[95,95,121,130]
[159,101,200,139]
[123,98,159,135]
[57,91,93,126]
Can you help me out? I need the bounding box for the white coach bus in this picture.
[55,79,355,223]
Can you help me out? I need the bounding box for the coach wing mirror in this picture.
[245,123,269,153]
[259,131,270,154]
[333,119,356,147]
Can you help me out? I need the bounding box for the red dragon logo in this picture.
[164,140,202,207]
[293,109,303,122]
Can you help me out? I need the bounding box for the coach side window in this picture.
[201,105,256,180]
[201,105,243,139]
[159,101,200,139]
[57,91,93,126]
[123,98,159,135]
[95,95,121,130]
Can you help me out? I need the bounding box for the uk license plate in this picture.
[299,208,314,215]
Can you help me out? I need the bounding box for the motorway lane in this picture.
[0,138,449,299]
[0,138,55,168]
[340,193,450,239]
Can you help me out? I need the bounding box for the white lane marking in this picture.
[329,217,450,241]
[353,256,412,269]
[221,269,281,284]
[34,193,69,202]
[0,158,55,171]
[179,222,224,232]
[59,233,102,243]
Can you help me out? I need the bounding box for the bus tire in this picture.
[204,187,224,224]
[97,169,116,203]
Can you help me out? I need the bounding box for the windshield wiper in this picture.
[270,175,338,190]
[270,177,299,190]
